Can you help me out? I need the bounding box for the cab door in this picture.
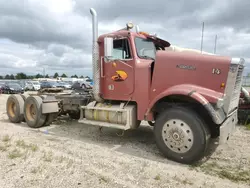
[102,37,135,100]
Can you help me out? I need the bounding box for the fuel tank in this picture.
[82,101,139,130]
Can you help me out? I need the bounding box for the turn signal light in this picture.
[220,83,225,89]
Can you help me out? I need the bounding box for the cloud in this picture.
[0,0,249,77]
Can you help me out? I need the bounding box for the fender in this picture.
[147,84,225,124]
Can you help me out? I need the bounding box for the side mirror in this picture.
[104,37,113,59]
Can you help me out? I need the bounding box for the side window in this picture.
[112,39,132,60]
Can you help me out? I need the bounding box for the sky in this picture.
[0,0,250,77]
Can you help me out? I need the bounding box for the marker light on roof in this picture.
[139,31,149,36]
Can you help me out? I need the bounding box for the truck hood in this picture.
[151,50,231,97]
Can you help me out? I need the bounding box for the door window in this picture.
[112,39,132,60]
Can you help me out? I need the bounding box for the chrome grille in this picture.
[223,58,245,115]
[228,65,244,113]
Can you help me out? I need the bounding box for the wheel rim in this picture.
[26,103,37,121]
[8,100,16,118]
[162,119,194,153]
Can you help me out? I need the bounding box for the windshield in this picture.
[135,37,156,59]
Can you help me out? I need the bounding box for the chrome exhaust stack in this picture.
[90,8,103,102]
[241,87,250,102]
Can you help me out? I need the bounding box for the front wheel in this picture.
[154,106,210,164]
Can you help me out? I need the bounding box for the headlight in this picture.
[10,88,14,90]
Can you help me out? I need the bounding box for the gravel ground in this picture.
[1,94,250,188]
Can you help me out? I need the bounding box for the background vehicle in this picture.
[0,83,4,94]
[5,82,23,94]
[62,82,73,89]
[237,87,250,124]
[40,81,59,89]
[56,81,72,89]
[71,81,92,90]
[84,78,93,86]
[5,8,244,165]
[25,81,41,91]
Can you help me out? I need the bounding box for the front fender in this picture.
[147,84,225,124]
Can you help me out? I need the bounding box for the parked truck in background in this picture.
[5,8,244,164]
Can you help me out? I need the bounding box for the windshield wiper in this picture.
[140,55,154,60]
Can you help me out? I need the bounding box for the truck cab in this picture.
[94,22,244,163]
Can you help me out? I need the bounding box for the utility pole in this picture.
[200,22,204,52]
[43,67,45,78]
[214,35,217,54]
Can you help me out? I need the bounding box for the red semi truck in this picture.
[6,8,244,164]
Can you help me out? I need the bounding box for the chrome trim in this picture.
[231,57,245,66]
[203,102,226,124]
[219,109,237,144]
[215,98,224,109]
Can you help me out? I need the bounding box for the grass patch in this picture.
[42,151,53,162]
[29,144,38,152]
[8,149,23,159]
[245,123,250,130]
[99,176,109,183]
[194,161,250,183]
[2,135,11,142]
[0,144,7,151]
[154,174,161,180]
[30,166,42,174]
[57,156,68,163]
[15,139,38,152]
[173,175,193,185]
[217,169,250,182]
[66,159,74,168]
[47,137,60,142]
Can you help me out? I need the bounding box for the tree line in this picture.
[0,72,88,80]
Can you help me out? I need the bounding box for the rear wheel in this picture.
[24,96,47,128]
[6,94,25,123]
[20,94,30,122]
[154,105,210,164]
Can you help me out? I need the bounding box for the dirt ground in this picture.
[1,94,250,188]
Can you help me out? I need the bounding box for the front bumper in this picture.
[219,109,238,144]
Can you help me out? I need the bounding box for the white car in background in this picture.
[25,81,41,91]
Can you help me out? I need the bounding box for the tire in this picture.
[21,93,30,101]
[20,94,30,122]
[24,96,47,128]
[6,94,25,123]
[154,105,210,164]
